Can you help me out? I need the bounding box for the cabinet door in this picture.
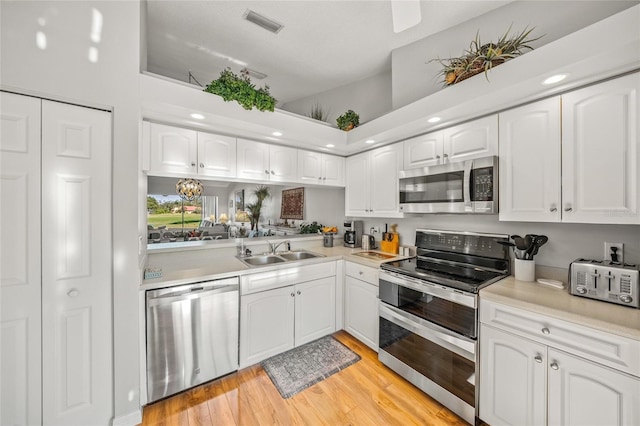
[239,286,295,368]
[499,98,561,222]
[41,100,112,425]
[149,122,198,174]
[237,138,270,180]
[562,73,640,224]
[369,144,403,218]
[197,132,236,177]
[403,132,444,169]
[0,92,42,426]
[443,115,498,163]
[298,150,323,184]
[344,276,379,351]
[548,348,640,426]
[479,324,547,426]
[345,152,370,216]
[294,276,336,346]
[322,154,345,186]
[269,145,297,182]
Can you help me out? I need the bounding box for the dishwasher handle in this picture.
[146,278,239,304]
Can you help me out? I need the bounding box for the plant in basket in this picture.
[336,110,360,131]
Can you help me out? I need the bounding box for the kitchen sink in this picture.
[239,250,325,267]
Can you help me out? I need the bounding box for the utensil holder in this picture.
[323,234,334,248]
[514,259,535,282]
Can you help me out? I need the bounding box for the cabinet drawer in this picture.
[241,261,336,295]
[345,261,378,285]
[480,299,640,377]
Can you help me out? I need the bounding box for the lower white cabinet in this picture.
[344,262,379,351]
[239,263,336,368]
[479,300,640,426]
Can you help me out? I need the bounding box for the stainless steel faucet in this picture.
[268,239,291,254]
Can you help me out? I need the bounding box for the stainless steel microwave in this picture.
[399,156,498,214]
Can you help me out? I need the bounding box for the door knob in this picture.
[534,355,543,363]
[67,288,80,297]
[541,327,550,335]
[550,362,559,370]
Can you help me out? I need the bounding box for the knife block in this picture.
[380,233,399,254]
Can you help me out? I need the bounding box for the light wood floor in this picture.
[142,330,469,426]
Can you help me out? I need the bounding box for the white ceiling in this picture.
[145,0,510,105]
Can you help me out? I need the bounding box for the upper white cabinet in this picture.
[499,73,640,224]
[561,73,639,224]
[297,150,345,186]
[346,143,404,218]
[499,98,562,222]
[403,115,498,169]
[146,122,237,178]
[237,138,297,182]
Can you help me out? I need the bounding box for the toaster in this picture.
[569,259,639,308]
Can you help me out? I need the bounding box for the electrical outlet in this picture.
[370,226,380,234]
[604,242,624,264]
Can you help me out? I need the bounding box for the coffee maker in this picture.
[343,220,364,248]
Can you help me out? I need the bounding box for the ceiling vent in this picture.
[242,9,284,34]
[243,68,268,80]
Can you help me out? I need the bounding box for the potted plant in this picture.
[307,102,329,122]
[336,110,360,131]
[204,68,277,112]
[244,185,271,230]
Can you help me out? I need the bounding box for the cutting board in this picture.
[380,224,399,254]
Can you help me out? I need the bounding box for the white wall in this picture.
[1,1,142,423]
[280,70,392,125]
[358,215,640,269]
[392,0,638,109]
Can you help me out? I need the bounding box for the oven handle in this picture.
[379,270,476,309]
[464,159,473,211]
[379,303,475,362]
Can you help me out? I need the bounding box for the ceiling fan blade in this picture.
[391,0,422,33]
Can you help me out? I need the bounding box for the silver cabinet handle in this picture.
[318,177,322,180]
[199,163,204,168]
[542,327,550,335]
[443,153,449,158]
[191,161,196,167]
[323,177,326,181]
[564,207,573,212]
[435,155,441,159]
[550,362,559,370]
[67,288,79,297]
[296,290,301,295]
[550,207,557,212]
[265,170,269,174]
[271,170,275,175]
[290,292,295,297]
[534,355,543,363]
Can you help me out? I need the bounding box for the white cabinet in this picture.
[479,300,640,426]
[237,138,297,182]
[402,115,498,169]
[345,143,403,218]
[344,262,379,351]
[297,150,345,186]
[1,92,113,425]
[499,98,562,222]
[499,73,640,224]
[239,261,337,368]
[146,122,237,178]
[561,73,640,224]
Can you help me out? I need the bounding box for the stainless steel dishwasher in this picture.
[146,277,239,403]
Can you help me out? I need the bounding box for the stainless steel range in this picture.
[378,229,509,424]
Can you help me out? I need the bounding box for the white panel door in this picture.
[322,154,345,187]
[148,122,198,175]
[298,150,323,184]
[269,145,297,182]
[41,100,112,425]
[562,73,640,224]
[294,276,336,346]
[369,144,403,218]
[403,132,444,169]
[443,115,498,163]
[499,98,561,222]
[344,276,379,351]
[345,152,369,216]
[197,132,236,177]
[239,286,295,368]
[479,325,547,426]
[236,138,270,180]
[548,348,640,426]
[0,92,42,426]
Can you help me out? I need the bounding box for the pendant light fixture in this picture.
[176,178,203,239]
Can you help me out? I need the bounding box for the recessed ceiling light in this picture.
[243,9,284,34]
[427,117,441,123]
[326,144,335,148]
[365,140,375,144]
[190,113,205,120]
[272,131,282,137]
[543,74,568,85]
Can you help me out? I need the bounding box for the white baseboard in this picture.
[112,409,142,426]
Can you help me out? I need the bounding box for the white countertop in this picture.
[481,276,640,341]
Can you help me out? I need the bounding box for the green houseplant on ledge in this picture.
[204,68,277,112]
[336,110,360,131]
